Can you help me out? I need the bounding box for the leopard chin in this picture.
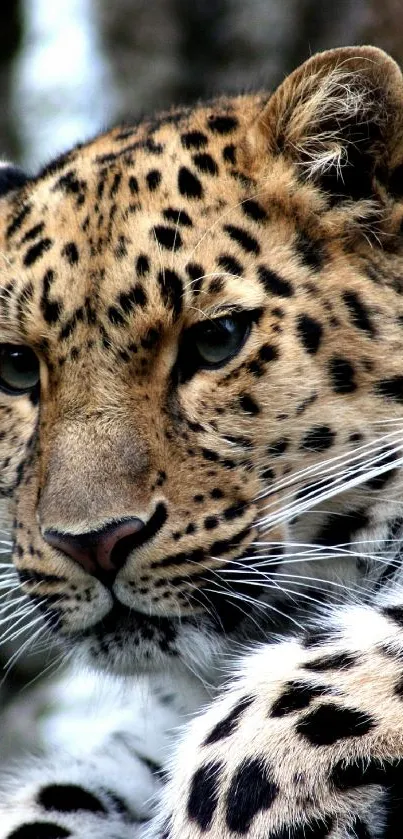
[62,601,227,682]
[69,602,179,670]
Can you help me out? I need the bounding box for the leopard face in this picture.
[2,46,403,680]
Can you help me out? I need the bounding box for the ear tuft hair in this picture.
[248,47,403,203]
[0,163,28,197]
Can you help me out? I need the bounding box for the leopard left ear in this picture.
[0,162,28,197]
[243,46,403,203]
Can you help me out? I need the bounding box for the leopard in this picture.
[2,43,403,838]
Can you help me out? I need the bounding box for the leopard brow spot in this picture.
[162,207,192,226]
[217,254,243,276]
[296,314,323,355]
[6,202,32,239]
[297,231,324,270]
[204,695,254,744]
[61,242,79,265]
[23,237,53,267]
[118,283,147,313]
[192,153,218,175]
[300,426,335,452]
[157,269,183,317]
[152,225,183,250]
[241,199,267,222]
[222,143,236,163]
[207,114,238,134]
[224,224,260,254]
[146,169,162,191]
[342,289,376,337]
[109,172,121,198]
[181,131,208,149]
[258,265,293,297]
[21,222,44,243]
[128,175,139,194]
[328,356,357,394]
[136,254,150,277]
[178,166,203,199]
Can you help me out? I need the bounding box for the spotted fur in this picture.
[2,46,403,837]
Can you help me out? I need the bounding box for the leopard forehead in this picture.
[0,94,331,426]
[1,96,295,351]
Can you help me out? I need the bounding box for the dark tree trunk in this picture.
[0,0,23,160]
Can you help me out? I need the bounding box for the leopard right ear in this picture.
[0,162,28,197]
[242,46,403,204]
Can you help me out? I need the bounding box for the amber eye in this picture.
[193,315,250,367]
[0,345,40,395]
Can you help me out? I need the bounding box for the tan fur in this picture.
[0,48,401,626]
[3,47,403,836]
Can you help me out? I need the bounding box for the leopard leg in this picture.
[152,600,403,839]
[0,734,162,839]
[0,672,186,839]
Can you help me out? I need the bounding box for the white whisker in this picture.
[259,428,403,502]
[202,581,305,631]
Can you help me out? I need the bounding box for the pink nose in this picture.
[43,517,145,584]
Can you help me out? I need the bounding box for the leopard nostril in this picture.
[43,517,145,584]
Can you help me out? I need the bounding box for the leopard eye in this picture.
[0,345,40,395]
[193,315,250,367]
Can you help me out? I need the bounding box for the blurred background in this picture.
[0,0,402,757]
[1,0,403,171]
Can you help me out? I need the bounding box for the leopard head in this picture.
[1,47,403,682]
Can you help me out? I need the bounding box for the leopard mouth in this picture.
[89,601,176,637]
[32,538,283,669]
[62,601,181,672]
[40,566,279,677]
[74,600,177,643]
